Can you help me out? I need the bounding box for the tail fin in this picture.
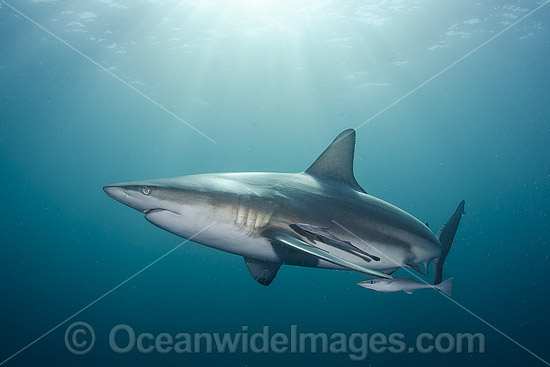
[436,277,453,296]
[433,200,465,284]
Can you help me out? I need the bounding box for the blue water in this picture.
[1,1,549,366]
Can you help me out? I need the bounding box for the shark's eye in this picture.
[142,186,151,195]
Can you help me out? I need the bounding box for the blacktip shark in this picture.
[357,277,454,296]
[104,129,464,287]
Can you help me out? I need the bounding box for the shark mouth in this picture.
[143,208,178,215]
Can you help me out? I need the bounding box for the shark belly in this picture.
[145,208,361,269]
[144,202,288,264]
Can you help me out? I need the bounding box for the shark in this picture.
[104,129,464,286]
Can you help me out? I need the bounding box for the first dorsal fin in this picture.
[305,129,366,193]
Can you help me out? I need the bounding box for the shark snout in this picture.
[103,185,125,201]
[103,183,180,217]
[103,184,152,213]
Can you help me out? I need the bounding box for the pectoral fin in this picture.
[269,232,392,279]
[244,257,281,286]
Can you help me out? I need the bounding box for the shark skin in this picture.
[104,129,461,286]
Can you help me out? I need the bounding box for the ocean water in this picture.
[1,0,549,366]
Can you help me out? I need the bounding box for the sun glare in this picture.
[193,0,290,17]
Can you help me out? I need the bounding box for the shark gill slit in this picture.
[255,207,267,230]
[235,195,274,233]
[235,195,249,229]
[246,206,258,229]
[260,204,274,229]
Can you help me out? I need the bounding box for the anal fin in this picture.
[244,257,281,286]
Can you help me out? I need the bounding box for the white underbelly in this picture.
[187,223,410,272]
[179,222,283,262]
[164,214,414,272]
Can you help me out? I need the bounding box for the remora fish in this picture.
[357,277,453,295]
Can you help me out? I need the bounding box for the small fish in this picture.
[357,277,453,295]
[290,223,381,261]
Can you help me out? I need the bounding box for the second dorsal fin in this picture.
[305,129,365,193]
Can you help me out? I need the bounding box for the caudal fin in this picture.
[433,200,465,284]
[436,277,453,296]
